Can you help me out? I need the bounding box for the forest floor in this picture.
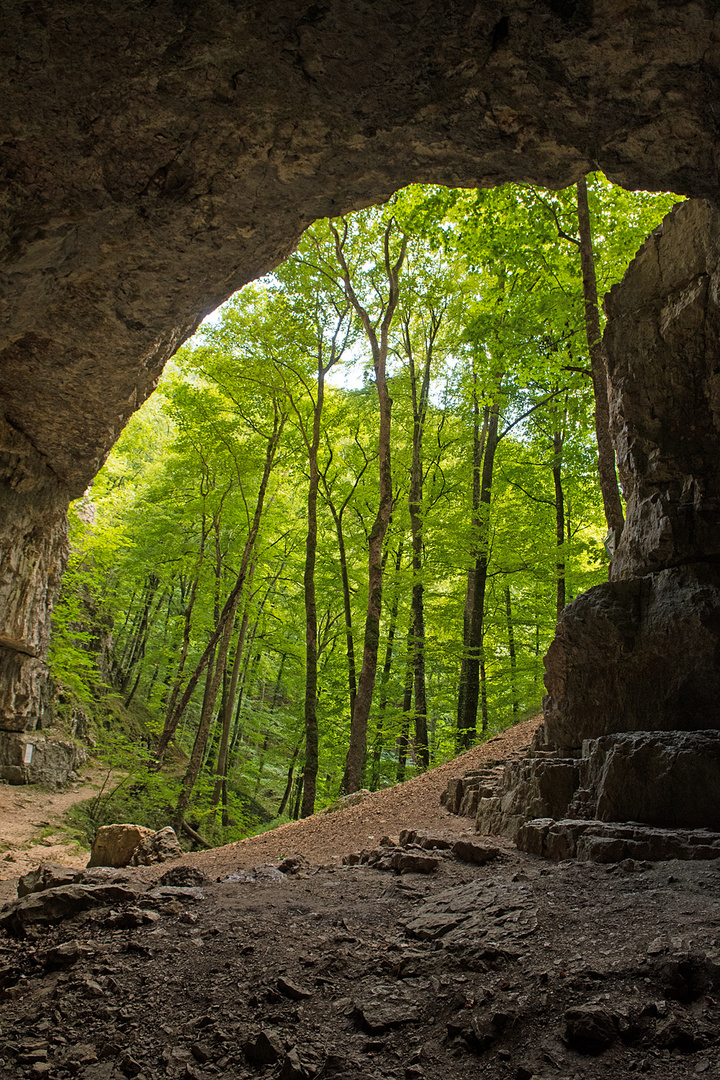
[2,715,720,1080]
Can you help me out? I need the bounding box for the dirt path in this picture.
[0,764,113,899]
[191,715,540,880]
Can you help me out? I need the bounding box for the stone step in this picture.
[516,818,720,863]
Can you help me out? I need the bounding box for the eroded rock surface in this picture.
[543,199,720,753]
[1,2,720,749]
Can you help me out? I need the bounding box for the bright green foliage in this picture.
[50,175,681,841]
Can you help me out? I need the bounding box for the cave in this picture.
[2,0,720,792]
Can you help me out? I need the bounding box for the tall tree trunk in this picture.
[301,369,324,817]
[552,428,566,619]
[292,770,304,821]
[211,560,256,811]
[504,585,518,714]
[278,741,301,817]
[396,623,415,783]
[456,389,489,750]
[332,504,357,724]
[157,523,208,760]
[174,591,239,831]
[321,443,368,729]
[370,539,403,789]
[576,176,625,549]
[159,407,284,770]
[333,220,407,794]
[404,310,440,772]
[457,401,499,749]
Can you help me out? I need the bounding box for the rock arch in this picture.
[1,0,719,780]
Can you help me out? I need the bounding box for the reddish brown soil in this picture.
[190,718,540,880]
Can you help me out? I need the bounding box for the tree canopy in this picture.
[51,175,679,844]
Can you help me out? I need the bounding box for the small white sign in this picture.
[23,743,33,765]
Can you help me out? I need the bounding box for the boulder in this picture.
[323,789,372,813]
[130,826,183,865]
[88,824,154,868]
[564,1005,617,1053]
[390,851,439,874]
[451,840,500,865]
[243,1031,284,1065]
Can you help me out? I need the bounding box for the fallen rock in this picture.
[157,865,207,888]
[144,886,205,903]
[451,839,500,864]
[130,826,183,865]
[277,976,311,1000]
[277,856,308,874]
[323,789,372,813]
[243,1030,284,1065]
[354,1002,421,1033]
[36,939,94,968]
[17,863,78,898]
[0,883,141,935]
[88,824,154,869]
[390,852,439,875]
[279,1048,310,1080]
[564,1005,618,1053]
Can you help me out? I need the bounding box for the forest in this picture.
[49,176,679,848]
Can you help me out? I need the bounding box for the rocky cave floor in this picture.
[1,720,719,1080]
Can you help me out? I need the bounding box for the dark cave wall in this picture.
[1,1,720,769]
[543,199,720,749]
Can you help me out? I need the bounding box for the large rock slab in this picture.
[516,818,720,863]
[543,564,720,750]
[605,199,720,581]
[475,756,581,837]
[0,882,141,935]
[542,200,720,752]
[584,730,720,830]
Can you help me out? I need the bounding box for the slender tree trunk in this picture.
[457,401,499,749]
[480,656,489,732]
[552,429,566,619]
[330,503,357,724]
[576,176,625,549]
[159,408,284,770]
[456,390,489,750]
[212,561,256,810]
[292,770,305,820]
[301,372,324,817]
[396,623,415,782]
[156,523,208,762]
[404,312,438,772]
[504,585,518,714]
[334,221,407,794]
[174,591,239,831]
[278,742,301,817]
[370,539,403,789]
[119,574,161,692]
